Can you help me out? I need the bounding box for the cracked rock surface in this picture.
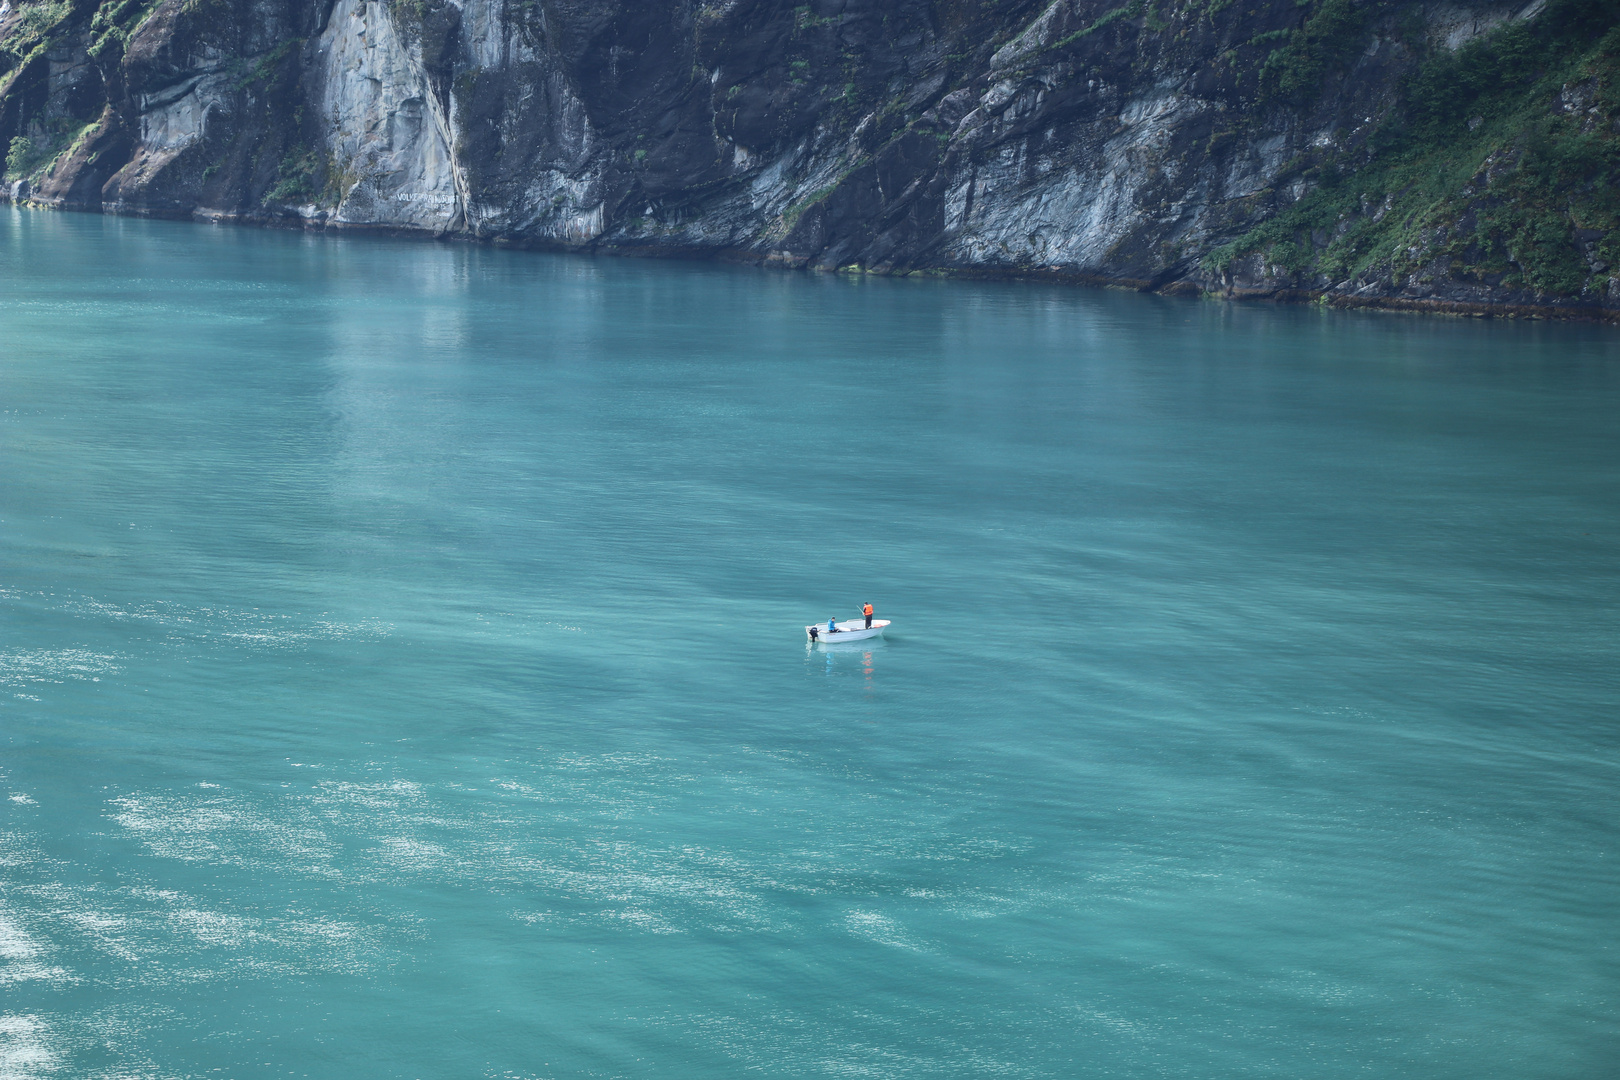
[2,0,1616,317]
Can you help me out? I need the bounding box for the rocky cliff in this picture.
[3,0,1618,317]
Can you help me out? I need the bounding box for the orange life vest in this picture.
[863,604,873,616]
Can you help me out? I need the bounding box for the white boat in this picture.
[806,619,889,642]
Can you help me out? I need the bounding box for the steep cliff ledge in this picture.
[4,0,1618,317]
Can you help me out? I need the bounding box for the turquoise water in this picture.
[1,209,1617,1079]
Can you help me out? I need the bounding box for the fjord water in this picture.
[2,210,1617,1080]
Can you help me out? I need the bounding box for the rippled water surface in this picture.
[1,210,1617,1079]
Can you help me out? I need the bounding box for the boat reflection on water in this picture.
[808,636,882,691]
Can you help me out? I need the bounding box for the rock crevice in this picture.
[3,0,1617,318]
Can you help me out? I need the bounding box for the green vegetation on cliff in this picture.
[1212,0,1620,298]
[1,0,1616,314]
[1259,0,1374,104]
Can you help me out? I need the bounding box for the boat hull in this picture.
[806,619,889,642]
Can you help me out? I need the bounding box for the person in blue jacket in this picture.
[827,618,838,633]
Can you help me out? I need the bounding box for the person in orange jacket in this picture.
[862,602,874,629]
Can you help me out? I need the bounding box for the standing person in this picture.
[862,602,874,629]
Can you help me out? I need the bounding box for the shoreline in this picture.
[8,197,1617,325]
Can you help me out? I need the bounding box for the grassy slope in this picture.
[1209,0,1620,298]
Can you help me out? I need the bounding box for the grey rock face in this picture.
[1,0,1614,317]
[313,0,461,232]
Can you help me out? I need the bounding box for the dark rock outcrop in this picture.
[2,0,1617,318]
